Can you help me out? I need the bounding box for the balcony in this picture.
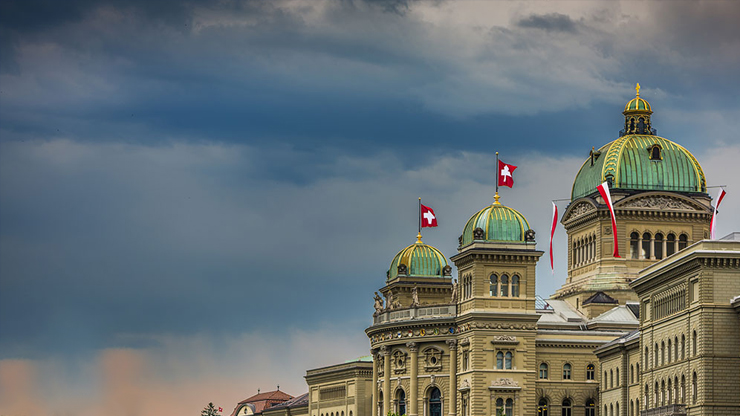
[373,304,456,325]
[640,404,686,416]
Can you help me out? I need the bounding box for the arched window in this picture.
[692,372,697,402]
[496,351,504,369]
[505,398,513,416]
[674,336,679,361]
[693,330,697,356]
[496,398,504,415]
[586,364,595,380]
[645,384,649,408]
[500,274,509,297]
[563,363,572,380]
[604,371,608,389]
[630,364,634,383]
[681,334,686,359]
[661,341,665,365]
[667,233,676,256]
[661,379,666,406]
[630,232,640,259]
[538,398,549,416]
[654,381,659,405]
[490,274,498,296]
[561,398,572,416]
[585,399,595,416]
[674,376,679,404]
[540,363,549,379]
[642,232,652,259]
[378,391,384,416]
[636,399,640,413]
[679,234,688,250]
[616,368,620,386]
[637,363,640,377]
[667,339,672,363]
[511,275,520,297]
[610,369,615,387]
[397,389,406,416]
[610,403,614,416]
[655,233,664,259]
[645,346,649,368]
[667,379,672,404]
[654,343,659,367]
[681,375,686,403]
[649,143,661,160]
[429,387,441,416]
[504,352,512,370]
[616,402,619,416]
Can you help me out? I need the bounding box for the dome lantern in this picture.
[621,83,655,136]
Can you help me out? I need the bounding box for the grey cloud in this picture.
[515,12,578,33]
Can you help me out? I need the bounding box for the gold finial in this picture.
[493,192,501,205]
[635,83,640,97]
[416,232,423,243]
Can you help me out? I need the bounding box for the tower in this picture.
[553,85,712,315]
[450,194,543,416]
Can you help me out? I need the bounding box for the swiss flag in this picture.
[498,160,517,188]
[420,204,438,228]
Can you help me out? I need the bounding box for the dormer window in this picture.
[648,144,662,160]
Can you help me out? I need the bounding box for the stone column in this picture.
[407,342,419,416]
[382,345,391,416]
[638,234,644,258]
[447,339,458,416]
[650,237,656,259]
[372,348,379,416]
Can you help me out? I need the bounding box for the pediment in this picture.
[615,193,709,212]
[561,200,598,223]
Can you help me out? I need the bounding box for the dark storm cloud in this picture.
[515,12,578,33]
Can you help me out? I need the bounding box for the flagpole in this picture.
[495,152,500,204]
[418,197,422,242]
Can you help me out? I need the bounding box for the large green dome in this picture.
[571,135,707,200]
[461,202,531,245]
[387,235,450,281]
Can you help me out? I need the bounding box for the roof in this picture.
[461,202,531,245]
[720,232,740,241]
[583,291,618,305]
[230,390,294,416]
[571,134,706,200]
[594,329,641,355]
[388,235,449,281]
[589,305,639,325]
[262,393,309,412]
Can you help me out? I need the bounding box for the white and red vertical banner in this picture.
[549,202,558,274]
[420,204,438,228]
[497,160,517,188]
[710,188,727,240]
[597,182,621,258]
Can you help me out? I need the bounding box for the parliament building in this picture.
[230,88,740,416]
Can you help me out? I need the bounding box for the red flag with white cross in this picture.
[420,204,438,228]
[498,160,517,188]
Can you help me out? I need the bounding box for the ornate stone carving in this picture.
[397,264,408,275]
[460,379,471,390]
[567,202,596,220]
[493,335,517,342]
[446,339,458,350]
[430,374,436,385]
[450,279,458,304]
[525,229,536,242]
[373,292,384,316]
[473,227,485,240]
[393,350,407,374]
[443,265,452,276]
[620,195,696,210]
[491,378,519,387]
[411,285,420,308]
[458,235,463,246]
[605,226,612,235]
[379,345,390,355]
[406,342,418,352]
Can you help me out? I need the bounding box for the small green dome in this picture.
[571,135,707,200]
[461,202,531,245]
[388,235,449,281]
[624,97,652,112]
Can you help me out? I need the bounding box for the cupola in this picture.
[387,234,451,281]
[621,83,654,136]
[459,196,534,246]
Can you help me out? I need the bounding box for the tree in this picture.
[202,402,219,416]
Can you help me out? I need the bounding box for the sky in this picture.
[1,0,740,415]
